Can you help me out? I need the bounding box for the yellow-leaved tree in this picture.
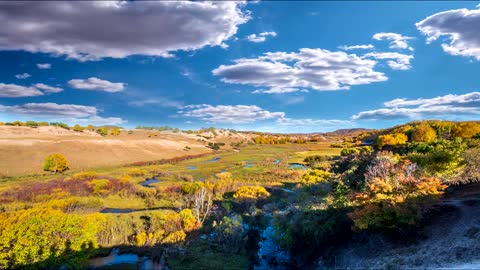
[43,153,69,173]
[377,133,408,149]
[411,124,437,143]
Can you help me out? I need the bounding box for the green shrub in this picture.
[96,127,108,136]
[25,121,38,128]
[50,122,69,129]
[72,124,84,132]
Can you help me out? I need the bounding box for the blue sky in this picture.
[1,1,480,132]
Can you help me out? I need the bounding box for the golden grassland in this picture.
[0,126,255,176]
[0,142,339,189]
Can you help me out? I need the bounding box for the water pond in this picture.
[100,208,137,214]
[244,161,254,168]
[205,157,221,162]
[288,163,307,170]
[89,248,165,270]
[139,178,161,188]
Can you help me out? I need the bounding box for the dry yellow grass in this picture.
[0,126,250,176]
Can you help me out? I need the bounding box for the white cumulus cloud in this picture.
[0,1,249,61]
[416,7,480,60]
[179,104,349,131]
[0,83,43,97]
[352,92,480,120]
[213,48,389,94]
[68,77,125,92]
[179,104,285,124]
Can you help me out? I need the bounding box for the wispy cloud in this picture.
[33,83,63,93]
[179,104,284,124]
[0,82,62,97]
[246,31,277,43]
[352,92,480,120]
[68,77,125,92]
[338,44,374,50]
[128,97,183,109]
[0,102,97,118]
[373,32,414,51]
[36,63,51,69]
[363,52,414,70]
[15,73,31,79]
[0,102,126,125]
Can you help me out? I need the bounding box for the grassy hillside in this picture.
[0,126,252,176]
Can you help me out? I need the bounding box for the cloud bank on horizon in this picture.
[0,1,480,132]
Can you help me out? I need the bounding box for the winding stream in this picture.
[255,222,291,269]
[254,187,293,269]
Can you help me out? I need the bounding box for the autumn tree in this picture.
[411,124,437,143]
[377,133,408,149]
[452,122,480,139]
[43,153,69,173]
